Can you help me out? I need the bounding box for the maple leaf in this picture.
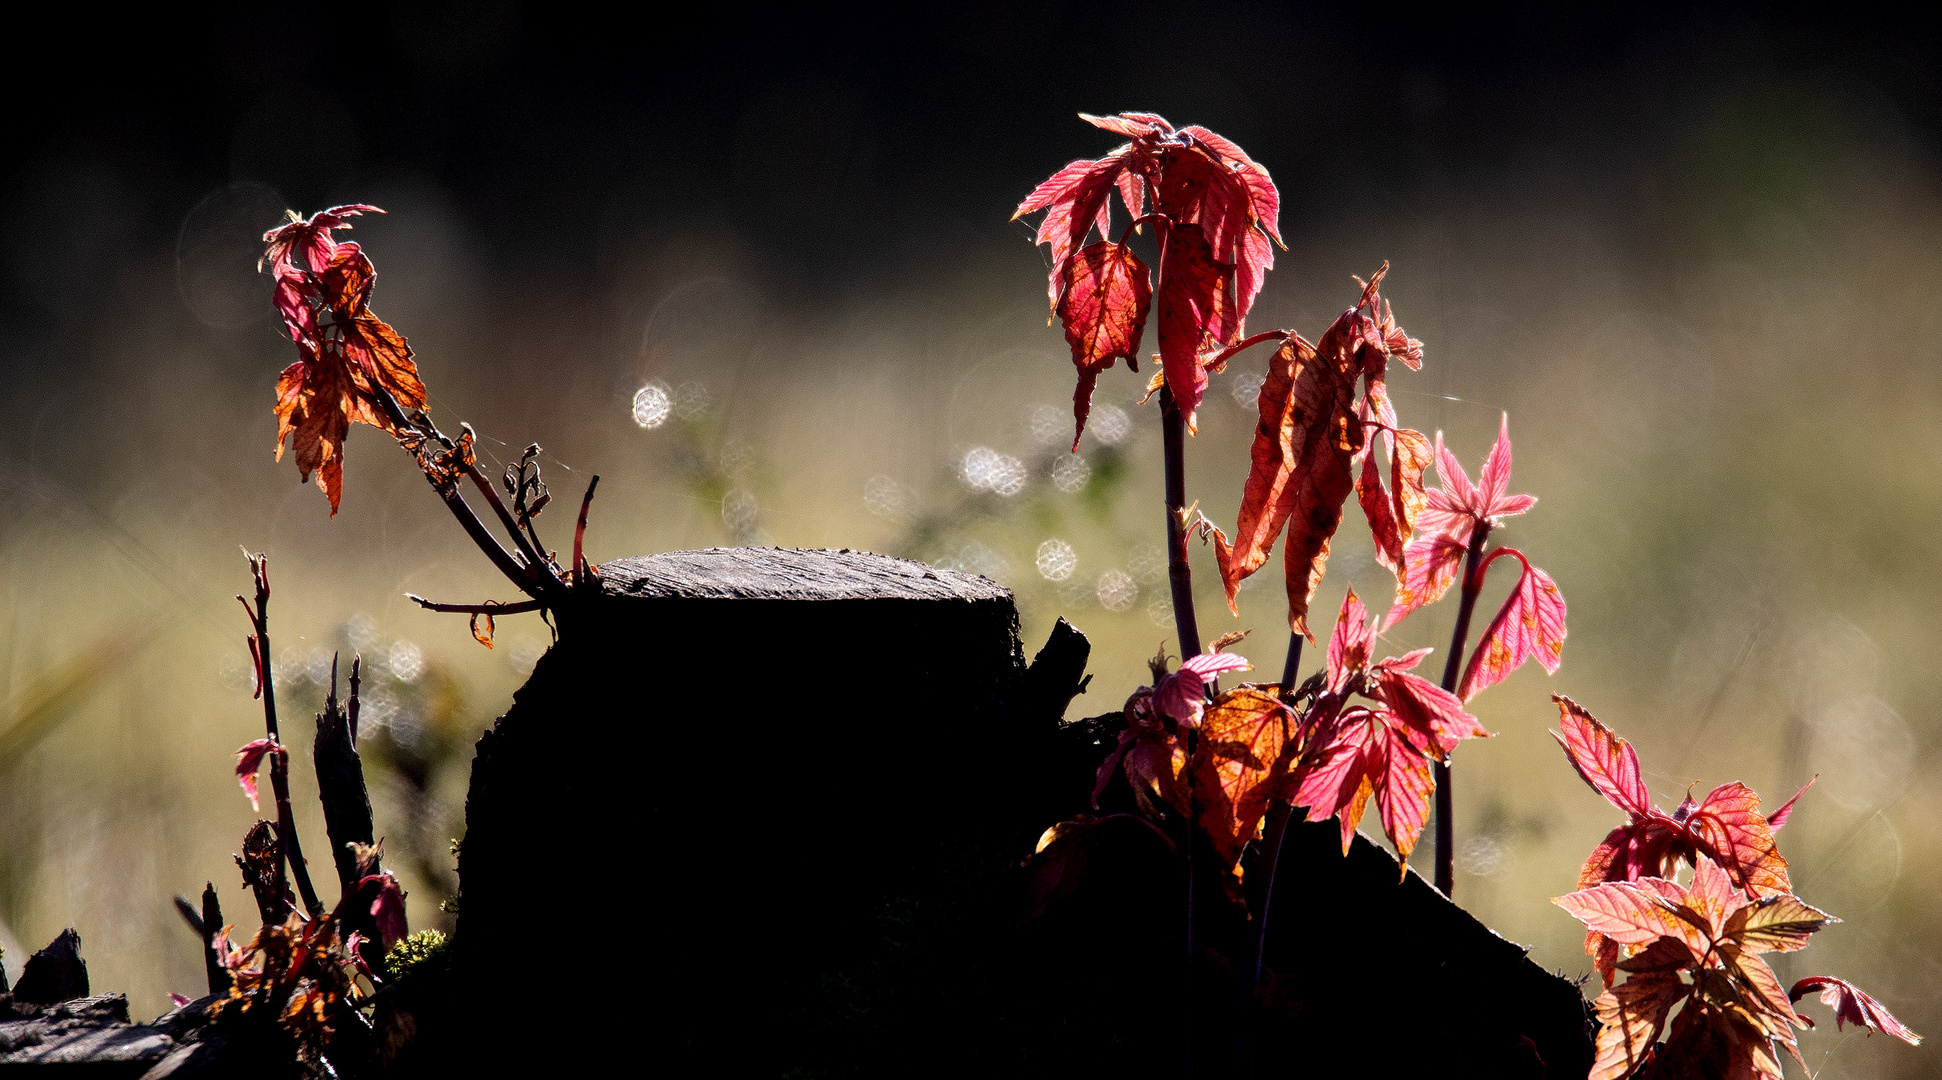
[1414,415,1537,542]
[1286,589,1487,860]
[1188,686,1296,869]
[1016,113,1280,432]
[1355,423,1433,579]
[1155,222,1235,429]
[1789,976,1922,1044]
[1552,696,1800,986]
[1214,283,1371,636]
[361,870,409,949]
[1383,419,1540,628]
[1056,241,1152,448]
[265,207,427,515]
[1152,649,1252,729]
[260,204,382,278]
[234,736,287,813]
[1556,855,1836,1080]
[1456,547,1566,700]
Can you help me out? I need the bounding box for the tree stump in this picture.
[450,548,1071,1076]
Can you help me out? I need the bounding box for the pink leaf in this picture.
[362,871,409,949]
[1767,776,1815,831]
[1790,976,1923,1044]
[1324,587,1374,689]
[1377,666,1490,759]
[1552,695,1652,818]
[1383,534,1467,629]
[1457,551,1566,701]
[234,737,286,813]
[1153,651,1252,728]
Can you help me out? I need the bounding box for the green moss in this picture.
[384,930,450,983]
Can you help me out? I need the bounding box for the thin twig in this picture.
[367,385,548,598]
[574,474,601,587]
[239,551,324,918]
[406,595,545,616]
[1433,524,1491,897]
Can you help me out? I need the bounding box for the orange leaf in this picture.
[470,610,496,649]
[268,217,426,516]
[1590,971,1685,1080]
[1188,687,1294,869]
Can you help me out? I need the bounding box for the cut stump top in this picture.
[597,547,1010,604]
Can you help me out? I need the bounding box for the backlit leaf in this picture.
[1686,782,1790,897]
[1790,976,1922,1044]
[1056,241,1152,449]
[1553,695,1653,818]
[1728,894,1835,954]
[1456,553,1566,701]
[1590,971,1684,1080]
[1382,533,1467,629]
[1189,687,1294,868]
[1155,222,1234,426]
[1553,881,1696,947]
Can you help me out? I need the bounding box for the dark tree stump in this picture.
[452,548,1062,1077]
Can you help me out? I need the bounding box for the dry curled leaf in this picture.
[470,610,495,649]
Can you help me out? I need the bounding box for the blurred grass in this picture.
[2,78,1941,1078]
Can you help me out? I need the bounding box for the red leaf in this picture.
[1376,664,1489,759]
[1324,587,1375,690]
[1790,976,1923,1044]
[1168,126,1279,318]
[260,204,382,278]
[1456,550,1566,701]
[1289,706,1379,854]
[1014,153,1129,306]
[1155,221,1234,427]
[360,870,409,948]
[234,737,286,813]
[1553,695,1653,818]
[1414,417,1536,542]
[1055,241,1152,449]
[1373,721,1434,863]
[1356,425,1433,578]
[1553,880,1700,948]
[1685,782,1791,898]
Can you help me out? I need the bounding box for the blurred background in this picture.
[4,3,1942,1073]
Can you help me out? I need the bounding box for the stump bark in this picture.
[452,548,1057,1076]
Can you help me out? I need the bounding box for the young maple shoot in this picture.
[260,206,603,646]
[1552,698,1918,1078]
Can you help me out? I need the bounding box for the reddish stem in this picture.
[466,464,555,591]
[1203,330,1292,372]
[1159,387,1202,659]
[240,552,324,919]
[1433,524,1491,897]
[368,385,549,600]
[574,474,601,585]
